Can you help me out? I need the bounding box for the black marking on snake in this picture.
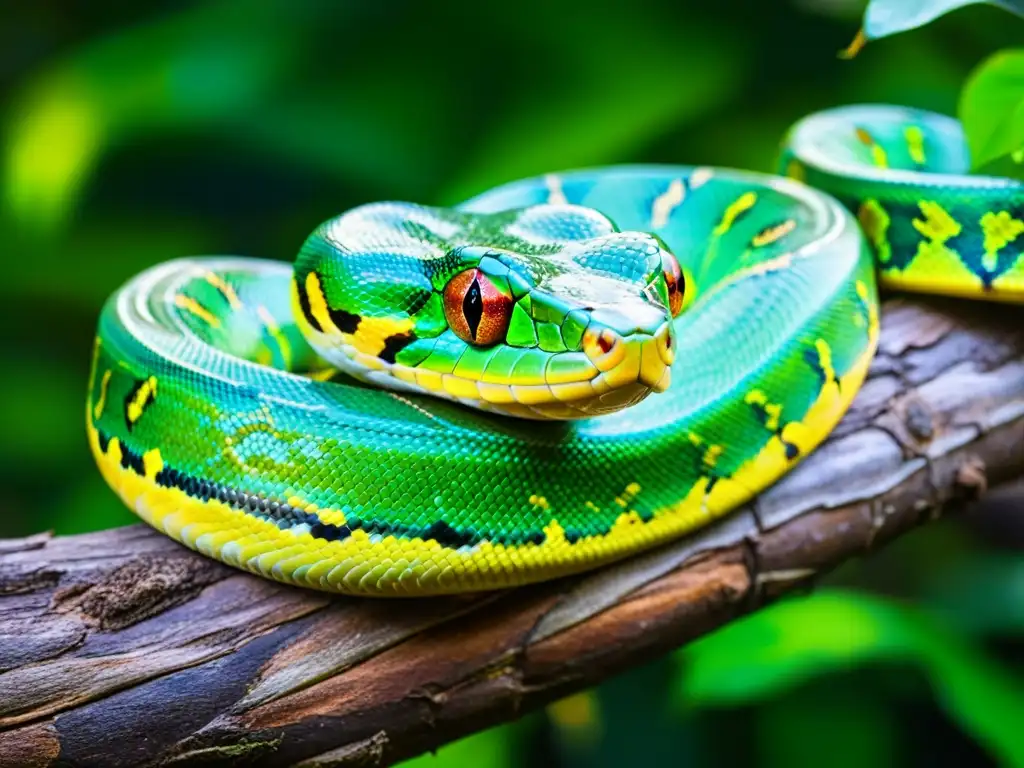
[748,400,800,461]
[748,400,772,428]
[299,270,361,334]
[425,521,476,549]
[379,331,417,364]
[309,521,353,541]
[96,429,351,538]
[123,378,155,432]
[118,440,146,476]
[347,515,545,548]
[294,278,324,333]
[98,429,549,548]
[977,266,998,291]
[328,305,361,335]
[802,348,830,389]
[463,278,483,340]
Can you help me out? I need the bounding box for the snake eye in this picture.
[443,268,513,346]
[662,251,685,317]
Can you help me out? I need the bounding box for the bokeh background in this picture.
[3,0,1023,765]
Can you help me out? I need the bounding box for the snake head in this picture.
[292,202,682,419]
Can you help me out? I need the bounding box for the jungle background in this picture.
[2,0,1023,765]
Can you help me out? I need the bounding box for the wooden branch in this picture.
[2,297,1023,768]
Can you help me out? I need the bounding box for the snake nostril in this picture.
[583,327,626,371]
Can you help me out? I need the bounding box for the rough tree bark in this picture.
[1,297,1023,768]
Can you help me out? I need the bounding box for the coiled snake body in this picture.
[87,106,1024,595]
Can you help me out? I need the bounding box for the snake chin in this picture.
[582,320,673,391]
[305,319,676,421]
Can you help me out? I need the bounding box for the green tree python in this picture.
[86,105,1024,596]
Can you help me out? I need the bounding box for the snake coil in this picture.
[87,105,1023,595]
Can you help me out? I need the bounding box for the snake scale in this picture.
[86,105,1024,596]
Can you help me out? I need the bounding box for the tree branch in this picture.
[2,297,1023,768]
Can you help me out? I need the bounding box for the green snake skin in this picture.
[86,104,1024,596]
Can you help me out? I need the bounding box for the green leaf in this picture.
[679,591,911,704]
[841,0,1024,57]
[960,48,1024,171]
[677,589,1024,766]
[866,0,1024,39]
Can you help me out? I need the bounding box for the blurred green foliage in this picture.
[679,590,1024,764]
[3,1,1023,766]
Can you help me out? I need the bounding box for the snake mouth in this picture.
[642,322,674,393]
[582,320,674,396]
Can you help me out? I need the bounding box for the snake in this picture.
[86,105,1024,596]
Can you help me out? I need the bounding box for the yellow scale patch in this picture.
[301,271,414,359]
[904,125,926,165]
[887,200,985,298]
[744,390,782,431]
[751,219,796,248]
[174,294,221,328]
[857,199,892,264]
[126,376,157,426]
[913,200,960,242]
[993,257,1024,300]
[854,127,888,169]
[682,320,876,523]
[980,210,1024,273]
[687,432,724,473]
[613,481,641,509]
[529,494,550,511]
[815,338,836,382]
[858,199,1022,300]
[714,191,757,235]
[223,419,286,474]
[93,370,112,421]
[204,271,243,310]
[983,210,1024,300]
